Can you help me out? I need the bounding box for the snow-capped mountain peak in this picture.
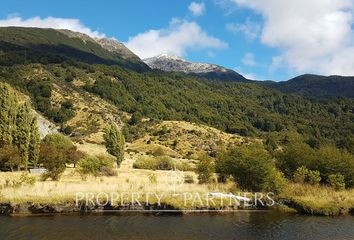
[143,54,248,82]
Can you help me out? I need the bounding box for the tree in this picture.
[217,144,286,192]
[103,124,125,166]
[39,144,67,180]
[196,155,215,184]
[39,133,81,180]
[0,82,18,146]
[13,103,31,170]
[29,116,40,167]
[0,145,21,171]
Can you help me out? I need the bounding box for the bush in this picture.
[19,173,36,186]
[184,174,195,184]
[293,166,309,183]
[133,155,190,171]
[307,170,321,185]
[151,147,165,157]
[39,133,82,180]
[77,155,116,179]
[133,155,157,170]
[195,155,215,184]
[156,156,173,170]
[216,144,285,192]
[148,172,157,184]
[327,173,345,191]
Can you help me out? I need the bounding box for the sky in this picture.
[0,0,354,81]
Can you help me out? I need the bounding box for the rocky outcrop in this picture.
[143,54,248,82]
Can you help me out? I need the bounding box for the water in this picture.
[1,212,354,240]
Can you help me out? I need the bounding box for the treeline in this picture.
[84,65,353,153]
[0,83,40,170]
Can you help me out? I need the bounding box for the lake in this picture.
[1,212,354,240]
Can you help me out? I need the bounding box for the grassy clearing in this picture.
[0,166,234,209]
[280,183,354,215]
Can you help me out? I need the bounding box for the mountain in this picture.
[260,74,354,99]
[143,54,248,82]
[0,27,353,153]
[0,27,149,72]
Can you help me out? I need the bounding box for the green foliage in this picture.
[42,133,74,148]
[77,155,116,179]
[103,124,125,166]
[0,145,21,171]
[327,174,345,191]
[39,133,81,180]
[129,112,143,125]
[0,82,18,146]
[13,102,31,170]
[133,155,190,171]
[216,144,286,192]
[293,166,309,183]
[307,170,321,185]
[19,172,36,186]
[195,155,215,184]
[278,143,354,187]
[29,116,40,167]
[39,144,66,181]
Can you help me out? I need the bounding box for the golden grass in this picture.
[280,183,354,215]
[0,167,234,209]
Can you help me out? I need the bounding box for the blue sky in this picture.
[1,0,354,81]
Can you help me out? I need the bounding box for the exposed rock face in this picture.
[144,54,248,82]
[58,29,140,61]
[96,38,140,60]
[34,111,59,139]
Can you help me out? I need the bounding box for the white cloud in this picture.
[125,18,227,59]
[226,20,261,40]
[232,0,354,75]
[189,2,206,16]
[0,16,106,38]
[242,52,256,66]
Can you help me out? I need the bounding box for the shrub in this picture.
[77,155,116,179]
[307,170,321,185]
[133,155,157,170]
[293,166,309,183]
[216,144,284,192]
[184,174,195,184]
[156,156,173,170]
[195,155,215,184]
[327,173,345,191]
[133,155,190,171]
[19,173,36,186]
[151,146,165,157]
[148,173,157,184]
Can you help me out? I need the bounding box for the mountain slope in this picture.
[0,27,149,72]
[0,27,353,153]
[144,54,248,82]
[259,74,354,99]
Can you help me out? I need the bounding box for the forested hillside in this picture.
[0,27,353,154]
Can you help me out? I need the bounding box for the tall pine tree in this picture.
[29,115,40,168]
[103,124,125,167]
[0,83,18,146]
[14,102,31,170]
